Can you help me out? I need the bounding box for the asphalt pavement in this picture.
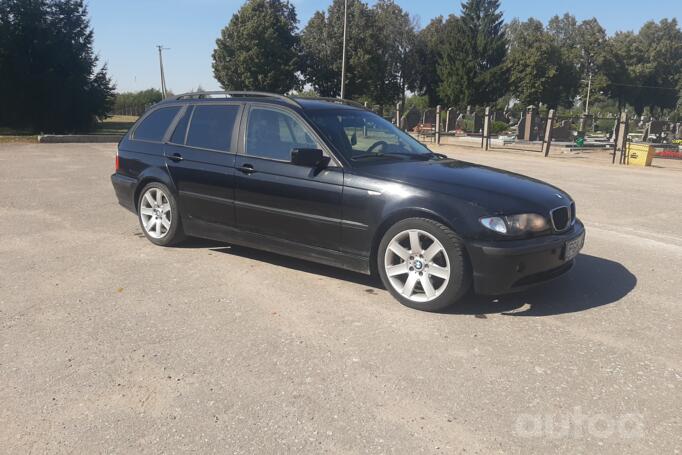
[0,143,679,454]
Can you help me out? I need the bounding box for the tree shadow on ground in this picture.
[179,238,635,317]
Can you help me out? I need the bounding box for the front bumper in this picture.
[466,220,585,295]
[111,173,137,213]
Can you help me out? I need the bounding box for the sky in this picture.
[87,0,682,94]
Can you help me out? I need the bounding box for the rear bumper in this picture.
[466,220,585,295]
[111,173,137,213]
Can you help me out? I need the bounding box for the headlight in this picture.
[480,214,549,235]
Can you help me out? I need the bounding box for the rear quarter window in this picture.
[133,106,181,142]
[170,106,193,145]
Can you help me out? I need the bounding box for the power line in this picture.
[607,82,678,91]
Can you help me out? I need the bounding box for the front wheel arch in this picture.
[376,217,472,311]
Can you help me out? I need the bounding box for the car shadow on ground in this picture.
[179,238,636,317]
[177,237,383,289]
[448,254,637,317]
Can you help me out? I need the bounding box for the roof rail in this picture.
[293,96,366,109]
[174,91,301,107]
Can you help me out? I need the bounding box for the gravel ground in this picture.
[0,143,679,454]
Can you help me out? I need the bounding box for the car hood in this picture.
[354,158,573,215]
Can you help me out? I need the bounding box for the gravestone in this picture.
[517,106,541,141]
[401,107,421,131]
[453,114,464,131]
[552,120,572,142]
[643,120,666,142]
[472,113,483,133]
[492,111,506,123]
[422,109,436,127]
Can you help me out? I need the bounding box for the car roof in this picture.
[292,98,360,111]
[156,91,363,112]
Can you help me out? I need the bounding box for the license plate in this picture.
[563,232,585,261]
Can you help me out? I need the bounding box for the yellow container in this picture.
[627,143,654,167]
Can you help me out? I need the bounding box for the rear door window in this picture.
[133,106,180,142]
[186,104,239,152]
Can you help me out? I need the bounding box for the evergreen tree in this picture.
[437,0,507,108]
[0,0,114,132]
[212,0,300,93]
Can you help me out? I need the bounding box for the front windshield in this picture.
[306,109,435,162]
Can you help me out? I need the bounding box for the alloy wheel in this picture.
[139,187,171,239]
[384,229,451,302]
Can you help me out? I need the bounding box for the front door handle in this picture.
[168,153,184,162]
[238,164,256,175]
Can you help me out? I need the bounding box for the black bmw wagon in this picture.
[111,91,585,312]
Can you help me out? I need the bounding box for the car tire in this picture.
[137,182,185,246]
[377,217,471,312]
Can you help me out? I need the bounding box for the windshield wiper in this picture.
[350,152,444,162]
[383,152,434,161]
[350,152,394,161]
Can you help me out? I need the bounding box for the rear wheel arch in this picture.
[133,173,177,214]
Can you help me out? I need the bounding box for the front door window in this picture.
[245,108,320,161]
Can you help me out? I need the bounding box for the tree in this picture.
[372,0,417,106]
[547,14,612,110]
[413,16,450,106]
[506,18,579,109]
[300,0,378,99]
[547,13,579,51]
[212,0,300,93]
[438,0,508,108]
[0,0,114,132]
[633,20,682,114]
[113,89,164,116]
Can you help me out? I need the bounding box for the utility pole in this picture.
[584,72,592,115]
[340,0,348,99]
[156,45,169,98]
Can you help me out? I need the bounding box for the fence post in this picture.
[524,107,534,141]
[482,107,491,150]
[435,105,441,144]
[542,109,556,157]
[614,111,629,164]
[396,102,402,130]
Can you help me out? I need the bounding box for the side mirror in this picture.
[291,148,327,168]
[350,131,357,146]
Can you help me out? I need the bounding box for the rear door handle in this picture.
[168,153,184,162]
[238,164,256,175]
